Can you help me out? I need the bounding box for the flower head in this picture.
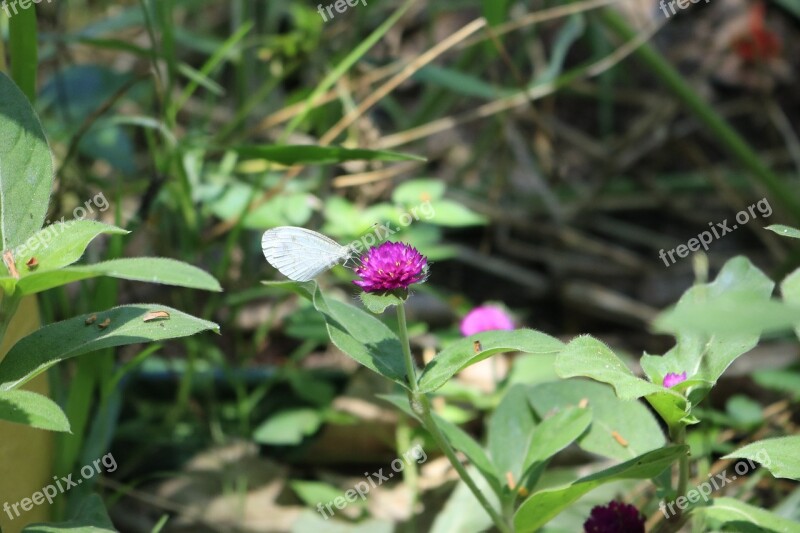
[663,371,688,388]
[353,241,427,293]
[460,305,514,336]
[583,501,644,533]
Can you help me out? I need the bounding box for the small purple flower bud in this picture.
[663,371,688,388]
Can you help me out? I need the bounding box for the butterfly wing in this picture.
[262,226,350,281]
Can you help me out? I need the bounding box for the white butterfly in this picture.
[262,226,356,282]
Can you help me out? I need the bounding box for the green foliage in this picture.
[0,305,219,392]
[0,71,52,252]
[514,446,688,533]
[555,335,689,429]
[697,497,800,533]
[0,390,70,432]
[724,436,800,481]
[528,380,665,461]
[253,408,323,445]
[418,329,563,393]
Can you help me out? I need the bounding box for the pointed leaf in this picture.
[418,329,563,393]
[723,436,800,480]
[514,446,687,532]
[643,257,774,389]
[488,384,535,484]
[0,305,219,390]
[555,335,688,427]
[18,257,222,294]
[697,497,800,533]
[766,224,800,239]
[2,220,128,280]
[312,284,408,387]
[0,72,53,251]
[528,380,665,461]
[232,144,425,165]
[0,389,70,432]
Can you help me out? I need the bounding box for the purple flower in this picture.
[353,242,427,293]
[583,501,645,533]
[460,306,515,336]
[663,372,688,388]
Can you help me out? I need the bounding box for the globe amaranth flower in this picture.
[584,501,645,533]
[663,371,688,388]
[353,241,427,293]
[460,305,515,336]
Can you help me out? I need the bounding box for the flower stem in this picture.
[676,426,689,505]
[416,394,511,533]
[395,302,510,533]
[396,302,418,392]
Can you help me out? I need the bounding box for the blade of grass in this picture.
[601,8,800,224]
[8,7,38,102]
[281,0,416,140]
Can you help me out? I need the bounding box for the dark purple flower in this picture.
[460,306,515,336]
[583,501,645,533]
[353,242,427,292]
[663,371,688,388]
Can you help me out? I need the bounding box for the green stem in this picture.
[416,394,512,533]
[396,303,418,392]
[675,426,689,505]
[395,302,510,533]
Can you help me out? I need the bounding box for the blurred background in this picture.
[8,0,800,530]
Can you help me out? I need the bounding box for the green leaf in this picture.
[0,305,220,391]
[392,178,446,205]
[17,257,222,295]
[555,336,688,428]
[0,71,52,251]
[513,446,687,532]
[3,221,128,280]
[418,329,563,393]
[488,384,536,485]
[523,406,592,473]
[380,393,501,495]
[528,380,665,461]
[359,290,406,314]
[698,497,800,533]
[766,224,800,239]
[310,283,409,388]
[22,493,116,533]
[426,199,488,227]
[232,145,425,165]
[253,408,322,445]
[781,267,800,340]
[643,257,773,389]
[413,66,510,100]
[724,436,800,480]
[0,390,70,432]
